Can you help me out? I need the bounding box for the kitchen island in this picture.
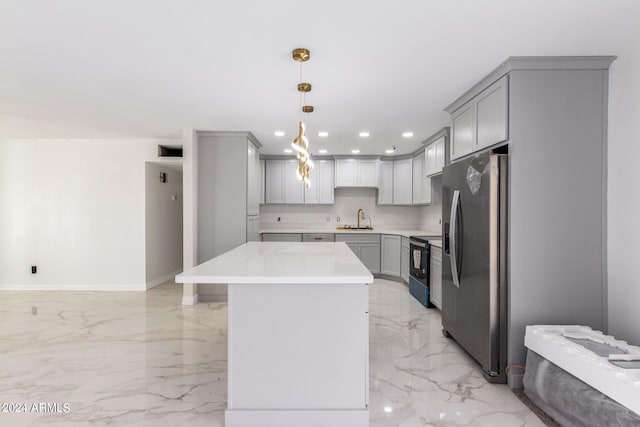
[176,242,374,427]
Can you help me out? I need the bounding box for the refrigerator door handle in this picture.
[449,190,461,287]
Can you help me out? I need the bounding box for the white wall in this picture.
[0,139,179,291]
[145,163,183,289]
[260,188,423,229]
[607,52,640,345]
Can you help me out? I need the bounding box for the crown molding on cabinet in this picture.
[421,127,449,147]
[444,56,617,113]
[195,130,262,148]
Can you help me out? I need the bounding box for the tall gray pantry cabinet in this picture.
[443,57,614,389]
[195,131,261,302]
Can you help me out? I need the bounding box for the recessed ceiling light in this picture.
[402,132,414,138]
[274,131,285,137]
[351,149,360,154]
[384,406,393,413]
[385,149,395,154]
[318,131,329,137]
[359,132,370,137]
[284,148,293,153]
[318,149,327,154]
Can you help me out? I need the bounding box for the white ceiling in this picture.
[1,0,639,155]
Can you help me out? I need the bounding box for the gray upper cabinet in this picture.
[335,159,378,187]
[425,135,447,177]
[476,75,508,150]
[358,160,378,187]
[265,159,304,204]
[304,159,334,204]
[265,159,285,204]
[335,159,357,186]
[451,103,474,160]
[450,75,509,160]
[265,159,318,204]
[393,158,413,205]
[412,152,431,205]
[283,160,304,204]
[377,160,394,205]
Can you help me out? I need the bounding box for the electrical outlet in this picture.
[31,265,37,274]
[326,216,330,222]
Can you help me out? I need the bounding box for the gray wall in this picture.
[145,163,183,288]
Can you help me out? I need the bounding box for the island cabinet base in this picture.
[226,282,369,427]
[225,409,369,427]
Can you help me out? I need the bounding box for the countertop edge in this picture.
[175,275,375,284]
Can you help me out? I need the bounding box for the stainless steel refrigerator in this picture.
[442,149,508,383]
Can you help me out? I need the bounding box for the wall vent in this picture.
[158,145,183,158]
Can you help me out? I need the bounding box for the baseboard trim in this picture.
[376,273,407,284]
[181,294,199,305]
[0,283,146,291]
[199,295,228,303]
[225,409,368,427]
[146,269,182,290]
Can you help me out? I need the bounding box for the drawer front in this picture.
[261,233,302,242]
[335,234,380,244]
[302,233,335,242]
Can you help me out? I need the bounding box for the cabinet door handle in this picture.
[314,237,321,240]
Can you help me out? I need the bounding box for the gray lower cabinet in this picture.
[380,235,401,276]
[429,246,442,309]
[400,237,410,283]
[336,234,381,274]
[359,243,381,274]
[261,233,302,242]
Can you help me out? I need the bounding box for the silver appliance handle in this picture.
[449,190,461,287]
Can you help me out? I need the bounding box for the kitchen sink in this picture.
[336,225,373,230]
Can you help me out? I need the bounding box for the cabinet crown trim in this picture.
[444,56,616,113]
[421,127,449,147]
[195,130,262,148]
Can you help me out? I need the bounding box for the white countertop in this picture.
[176,242,374,285]
[260,226,442,239]
[430,239,442,248]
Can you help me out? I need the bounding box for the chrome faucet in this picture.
[357,208,365,229]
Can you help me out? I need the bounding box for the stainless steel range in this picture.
[408,235,434,308]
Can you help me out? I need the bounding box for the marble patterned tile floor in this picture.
[0,279,544,426]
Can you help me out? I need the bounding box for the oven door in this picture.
[409,241,429,284]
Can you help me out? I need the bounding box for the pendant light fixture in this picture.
[291,48,314,188]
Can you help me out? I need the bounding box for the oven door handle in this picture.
[449,190,461,288]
